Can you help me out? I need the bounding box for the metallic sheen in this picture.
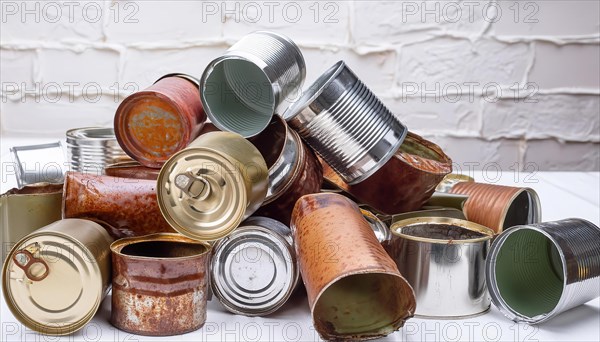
[66,127,129,174]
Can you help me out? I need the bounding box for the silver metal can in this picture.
[486,218,600,324]
[284,61,408,184]
[9,142,66,187]
[66,127,130,174]
[200,31,306,137]
[210,216,299,316]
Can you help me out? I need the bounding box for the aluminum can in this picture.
[201,31,305,137]
[2,219,113,335]
[115,73,206,168]
[211,217,299,316]
[386,217,494,319]
[157,131,268,241]
[110,233,211,335]
[291,193,416,341]
[66,127,130,174]
[104,161,160,180]
[486,218,600,324]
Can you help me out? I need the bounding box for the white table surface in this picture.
[1,135,599,341]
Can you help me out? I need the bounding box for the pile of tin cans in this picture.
[2,31,599,340]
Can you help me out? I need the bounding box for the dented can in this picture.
[104,161,160,180]
[111,233,211,335]
[211,217,299,316]
[2,219,113,335]
[115,74,207,168]
[157,132,268,241]
[291,193,416,341]
[66,127,130,174]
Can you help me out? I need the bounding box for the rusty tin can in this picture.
[115,73,207,168]
[251,116,323,225]
[321,132,453,215]
[386,217,494,319]
[157,131,268,241]
[66,127,130,174]
[448,181,542,234]
[63,172,174,239]
[110,233,211,335]
[104,161,160,180]
[211,217,299,316]
[291,193,416,341]
[2,219,113,335]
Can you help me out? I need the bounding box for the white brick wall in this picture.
[1,0,598,171]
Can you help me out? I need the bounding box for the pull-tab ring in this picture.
[12,249,49,282]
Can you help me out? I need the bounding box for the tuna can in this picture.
[250,115,323,224]
[486,218,600,324]
[200,31,306,137]
[114,73,207,168]
[157,131,268,241]
[110,233,211,335]
[448,181,542,234]
[386,217,494,319]
[2,219,113,335]
[66,127,130,174]
[211,217,299,316]
[104,161,160,180]
[291,193,416,341]
[284,61,409,185]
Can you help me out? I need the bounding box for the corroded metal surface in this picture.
[104,161,160,180]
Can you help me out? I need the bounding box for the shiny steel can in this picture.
[104,161,160,180]
[111,233,211,335]
[157,131,268,241]
[486,218,600,324]
[115,73,207,168]
[211,217,299,316]
[386,217,494,319]
[10,142,66,187]
[2,219,113,335]
[291,193,416,341]
[201,31,305,137]
[284,61,409,184]
[66,127,130,174]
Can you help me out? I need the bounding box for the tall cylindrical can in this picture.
[291,193,416,341]
[211,217,299,316]
[110,233,211,335]
[115,74,206,168]
[63,172,175,239]
[201,31,306,137]
[284,61,409,185]
[2,219,113,335]
[66,127,130,174]
[386,217,494,319]
[157,131,268,241]
[486,218,600,324]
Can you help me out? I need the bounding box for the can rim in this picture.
[66,127,117,142]
[110,233,212,260]
[390,217,494,244]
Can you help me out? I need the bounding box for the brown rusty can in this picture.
[321,132,452,215]
[110,233,211,336]
[62,172,175,239]
[114,73,206,168]
[250,116,323,225]
[104,161,160,180]
[291,193,416,341]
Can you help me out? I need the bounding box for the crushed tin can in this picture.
[291,193,416,341]
[66,127,130,174]
[104,161,160,180]
[9,142,66,187]
[386,217,494,319]
[486,218,600,324]
[114,73,206,168]
[211,216,299,316]
[110,233,211,335]
[157,131,268,241]
[2,218,113,335]
[321,132,453,215]
[251,116,323,224]
[201,31,306,137]
[63,172,174,239]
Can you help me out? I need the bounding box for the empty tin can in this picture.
[10,142,66,187]
[66,127,130,174]
[448,181,542,233]
[2,219,113,335]
[201,31,305,137]
[63,172,174,239]
[291,193,416,341]
[386,217,494,319]
[321,132,452,215]
[111,233,211,335]
[104,161,160,180]
[115,73,207,168]
[211,217,299,316]
[486,218,600,324]
[284,61,408,185]
[157,131,268,241]
[251,116,323,224]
